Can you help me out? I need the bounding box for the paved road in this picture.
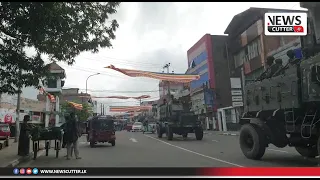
[18,131,319,167]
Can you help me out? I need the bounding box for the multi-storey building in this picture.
[186,34,232,119]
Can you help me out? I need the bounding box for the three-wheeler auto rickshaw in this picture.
[86,115,116,148]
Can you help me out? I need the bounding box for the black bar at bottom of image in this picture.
[3,167,199,176]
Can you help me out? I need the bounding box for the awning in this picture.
[105,65,200,83]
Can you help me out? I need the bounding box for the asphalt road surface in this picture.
[19,131,320,167]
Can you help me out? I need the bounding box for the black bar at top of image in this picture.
[2,167,198,176]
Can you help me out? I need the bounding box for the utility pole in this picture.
[163,63,171,101]
[15,70,22,143]
[100,103,103,115]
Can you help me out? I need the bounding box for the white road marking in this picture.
[212,140,219,142]
[144,135,243,167]
[129,138,138,143]
[267,149,289,153]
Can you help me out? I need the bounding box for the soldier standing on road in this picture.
[65,112,81,160]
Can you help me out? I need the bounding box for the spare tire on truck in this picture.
[239,124,267,160]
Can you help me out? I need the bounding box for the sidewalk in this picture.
[0,138,45,167]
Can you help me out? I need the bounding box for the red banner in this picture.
[105,65,200,83]
[199,168,320,176]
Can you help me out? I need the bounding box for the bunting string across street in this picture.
[66,101,83,110]
[109,106,152,112]
[39,87,55,102]
[105,65,200,83]
[78,95,151,99]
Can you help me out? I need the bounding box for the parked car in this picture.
[132,122,143,132]
[0,123,10,140]
[0,123,11,148]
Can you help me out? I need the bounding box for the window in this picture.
[47,79,57,88]
[233,38,262,68]
[247,38,261,60]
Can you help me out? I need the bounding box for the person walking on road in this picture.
[65,112,81,160]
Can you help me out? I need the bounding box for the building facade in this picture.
[225,7,306,83]
[186,34,232,118]
[0,94,45,124]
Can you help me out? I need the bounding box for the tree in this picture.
[61,102,92,122]
[0,2,121,94]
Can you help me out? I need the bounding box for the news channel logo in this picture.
[13,168,39,175]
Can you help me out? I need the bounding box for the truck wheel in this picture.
[157,127,162,138]
[166,126,173,141]
[195,128,203,140]
[239,124,267,160]
[295,146,318,158]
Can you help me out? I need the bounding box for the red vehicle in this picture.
[87,115,116,148]
[0,123,10,147]
[124,123,133,132]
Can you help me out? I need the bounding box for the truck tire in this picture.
[195,128,203,140]
[295,146,318,158]
[239,124,267,160]
[166,126,173,141]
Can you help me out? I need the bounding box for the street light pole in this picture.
[85,73,100,94]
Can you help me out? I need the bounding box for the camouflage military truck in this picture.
[156,99,203,141]
[239,18,320,160]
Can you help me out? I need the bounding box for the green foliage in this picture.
[61,102,92,122]
[0,2,121,94]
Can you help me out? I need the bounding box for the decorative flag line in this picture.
[39,87,55,102]
[78,95,151,99]
[105,65,200,83]
[109,106,152,112]
[66,101,83,110]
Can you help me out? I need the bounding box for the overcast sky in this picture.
[22,2,304,112]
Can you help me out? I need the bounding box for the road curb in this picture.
[5,149,46,168]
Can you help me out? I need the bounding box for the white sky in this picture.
[22,2,305,112]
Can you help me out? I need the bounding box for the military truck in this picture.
[156,99,203,141]
[239,14,320,160]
